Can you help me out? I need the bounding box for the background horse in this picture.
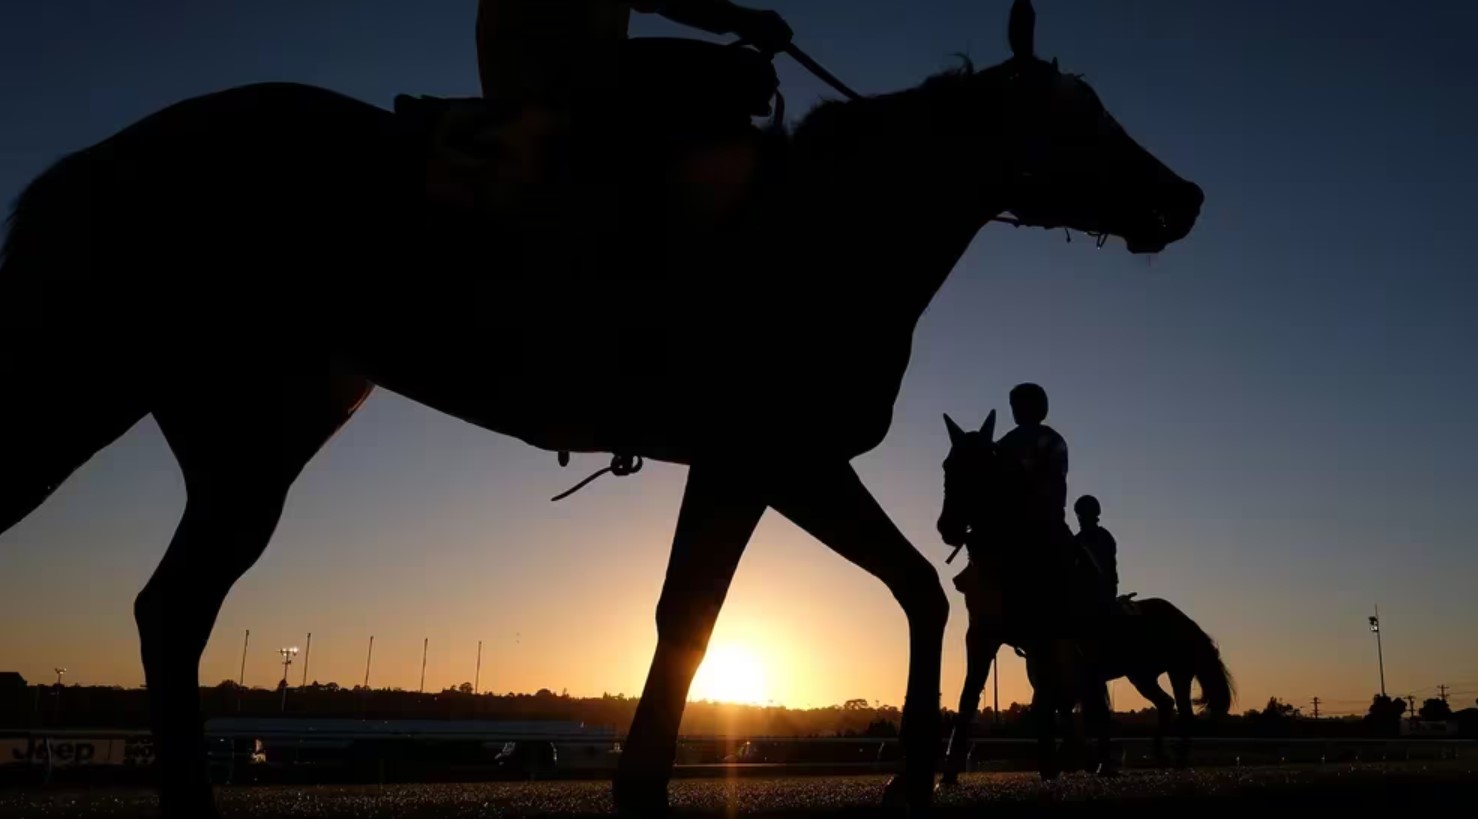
[936,412,1233,781]
[0,2,1200,814]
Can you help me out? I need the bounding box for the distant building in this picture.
[0,672,26,693]
[1400,719,1458,737]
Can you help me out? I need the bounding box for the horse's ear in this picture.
[1008,0,1036,61]
[980,410,997,442]
[944,413,967,447]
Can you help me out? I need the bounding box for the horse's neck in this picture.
[785,106,1005,338]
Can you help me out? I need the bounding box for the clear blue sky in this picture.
[2,1,1476,715]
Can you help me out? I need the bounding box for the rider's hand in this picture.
[734,8,793,55]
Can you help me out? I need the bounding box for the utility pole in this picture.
[1311,697,1321,719]
[1405,694,1417,724]
[1438,684,1450,705]
[420,638,429,693]
[239,629,251,686]
[300,633,312,687]
[474,640,483,695]
[1368,606,1385,696]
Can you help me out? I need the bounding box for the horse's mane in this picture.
[788,59,993,159]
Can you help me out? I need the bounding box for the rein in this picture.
[784,43,862,101]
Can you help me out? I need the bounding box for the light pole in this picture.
[1369,606,1385,697]
[278,646,299,712]
[53,668,66,687]
[239,629,250,686]
[992,647,1000,724]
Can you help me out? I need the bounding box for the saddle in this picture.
[394,37,778,193]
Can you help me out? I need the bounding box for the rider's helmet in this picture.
[1073,494,1101,519]
[1009,382,1048,424]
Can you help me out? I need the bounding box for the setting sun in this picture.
[689,643,768,705]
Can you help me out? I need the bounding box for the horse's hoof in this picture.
[612,774,669,816]
[159,788,220,819]
[936,770,961,790]
[882,772,934,811]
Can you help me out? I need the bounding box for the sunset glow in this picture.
[689,643,768,705]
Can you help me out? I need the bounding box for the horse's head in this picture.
[969,0,1203,253]
[937,410,1002,548]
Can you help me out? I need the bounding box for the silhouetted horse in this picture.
[936,412,1233,781]
[0,2,1200,814]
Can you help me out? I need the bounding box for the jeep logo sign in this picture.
[1,736,156,767]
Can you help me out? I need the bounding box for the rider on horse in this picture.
[995,383,1084,634]
[997,383,1068,521]
[1073,494,1118,606]
[476,0,793,103]
[415,1,794,238]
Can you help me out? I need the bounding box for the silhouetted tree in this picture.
[1364,694,1406,736]
[1261,697,1298,720]
[458,682,474,695]
[1419,697,1452,721]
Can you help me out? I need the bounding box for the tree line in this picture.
[4,679,1474,738]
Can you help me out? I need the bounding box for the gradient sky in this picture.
[3,1,1477,718]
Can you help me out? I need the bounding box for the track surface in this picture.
[2,762,1473,817]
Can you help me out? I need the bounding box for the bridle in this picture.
[780,44,1110,242]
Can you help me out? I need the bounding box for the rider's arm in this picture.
[634,0,792,52]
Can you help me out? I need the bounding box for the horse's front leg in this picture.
[613,464,765,812]
[941,621,1000,787]
[1025,650,1068,782]
[767,461,949,809]
[1031,686,1060,781]
[1081,679,1116,775]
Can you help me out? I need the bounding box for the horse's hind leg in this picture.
[1169,669,1196,767]
[135,371,370,817]
[0,352,148,536]
[766,462,948,807]
[1129,673,1175,766]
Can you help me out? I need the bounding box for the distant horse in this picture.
[0,1,1200,814]
[935,412,1233,781]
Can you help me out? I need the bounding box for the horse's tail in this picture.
[1187,619,1234,716]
